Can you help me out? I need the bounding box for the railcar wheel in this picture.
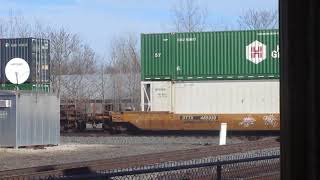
[76,121,86,132]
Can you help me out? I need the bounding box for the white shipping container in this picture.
[173,80,279,114]
[141,80,279,114]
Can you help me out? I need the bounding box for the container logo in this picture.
[271,45,280,59]
[246,40,267,64]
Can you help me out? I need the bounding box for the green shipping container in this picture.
[0,83,51,92]
[141,29,279,81]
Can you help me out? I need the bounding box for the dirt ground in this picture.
[0,136,275,171]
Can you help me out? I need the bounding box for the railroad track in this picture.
[0,139,279,180]
[61,131,277,141]
[60,131,127,137]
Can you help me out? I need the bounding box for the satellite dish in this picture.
[5,58,30,85]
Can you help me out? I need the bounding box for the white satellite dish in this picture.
[5,58,30,85]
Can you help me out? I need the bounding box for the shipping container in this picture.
[173,80,279,114]
[0,91,59,148]
[141,30,279,81]
[0,38,50,85]
[141,80,279,114]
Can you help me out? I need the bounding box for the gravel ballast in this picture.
[0,135,277,171]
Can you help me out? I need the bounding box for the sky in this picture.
[0,0,278,57]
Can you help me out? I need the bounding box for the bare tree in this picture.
[0,11,99,108]
[48,28,81,96]
[58,41,98,119]
[238,9,278,30]
[32,20,52,39]
[67,44,96,75]
[0,9,32,38]
[0,18,8,38]
[108,34,140,111]
[171,0,208,32]
[0,10,111,122]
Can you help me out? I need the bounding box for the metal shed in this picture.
[0,91,59,148]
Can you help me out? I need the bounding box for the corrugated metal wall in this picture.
[0,91,59,148]
[0,38,30,83]
[16,93,59,147]
[173,80,279,114]
[141,33,173,80]
[141,30,279,81]
[141,80,279,114]
[0,38,50,84]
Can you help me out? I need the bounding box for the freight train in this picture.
[1,29,280,134]
[61,29,280,134]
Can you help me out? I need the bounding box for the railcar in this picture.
[60,99,113,131]
[108,112,279,133]
[60,29,280,134]
[106,29,280,134]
